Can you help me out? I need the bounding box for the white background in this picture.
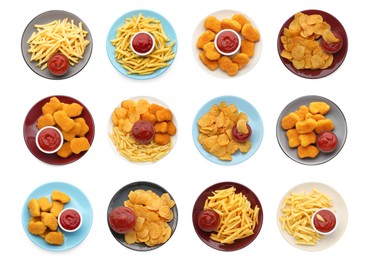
[0,0,364,259]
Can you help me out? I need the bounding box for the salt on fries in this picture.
[279,188,334,245]
[111,13,176,75]
[27,18,90,70]
[204,187,260,244]
[110,127,172,162]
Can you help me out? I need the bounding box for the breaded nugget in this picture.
[45,231,64,245]
[309,102,330,115]
[43,213,58,231]
[36,113,55,129]
[295,105,309,121]
[154,133,171,145]
[62,102,83,117]
[156,109,173,122]
[42,97,62,115]
[305,113,325,121]
[232,14,250,26]
[154,122,168,133]
[314,119,335,134]
[63,122,82,141]
[218,56,239,76]
[296,118,317,134]
[50,200,64,217]
[299,131,317,147]
[70,137,91,154]
[74,117,89,137]
[199,51,219,70]
[286,129,300,148]
[297,145,319,159]
[204,16,221,33]
[167,121,177,136]
[221,18,242,32]
[54,110,75,132]
[38,197,52,212]
[28,220,47,235]
[141,112,157,125]
[197,30,216,49]
[57,142,73,158]
[28,198,41,217]
[149,103,164,114]
[203,42,221,61]
[241,23,260,42]
[39,229,51,239]
[240,39,255,57]
[52,190,71,203]
[231,53,249,69]
[281,112,300,130]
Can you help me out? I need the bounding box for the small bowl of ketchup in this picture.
[214,29,241,56]
[48,53,70,76]
[130,32,155,56]
[35,126,63,154]
[58,208,83,232]
[311,208,338,235]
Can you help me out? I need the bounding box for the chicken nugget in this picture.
[221,18,242,32]
[199,51,219,70]
[296,118,317,134]
[286,129,300,148]
[74,117,89,137]
[203,42,221,61]
[305,113,325,121]
[197,30,216,49]
[57,141,73,158]
[309,101,330,115]
[314,119,335,134]
[70,137,91,154]
[42,97,62,115]
[166,121,176,136]
[28,198,41,217]
[154,122,168,133]
[62,102,83,118]
[62,122,82,141]
[218,56,239,76]
[232,14,250,27]
[45,231,64,245]
[299,131,317,147]
[241,23,260,42]
[295,105,310,121]
[204,16,221,33]
[38,197,52,212]
[28,220,47,235]
[43,213,58,231]
[54,110,75,132]
[231,53,249,69]
[154,133,171,145]
[39,229,51,239]
[297,145,319,159]
[240,39,255,57]
[36,113,55,129]
[141,112,157,125]
[50,200,64,217]
[281,112,300,130]
[156,109,173,122]
[52,190,71,203]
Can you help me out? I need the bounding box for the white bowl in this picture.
[214,29,241,56]
[311,208,338,235]
[130,32,155,56]
[58,208,83,232]
[35,126,63,154]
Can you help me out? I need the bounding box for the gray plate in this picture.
[276,95,347,165]
[21,10,93,80]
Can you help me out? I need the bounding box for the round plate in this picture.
[277,9,348,79]
[277,182,348,251]
[108,96,178,164]
[276,95,347,165]
[192,10,262,78]
[107,181,178,251]
[192,95,263,165]
[23,95,95,165]
[21,182,93,251]
[106,9,177,80]
[21,10,93,80]
[192,182,263,251]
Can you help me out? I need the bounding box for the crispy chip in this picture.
[237,119,248,134]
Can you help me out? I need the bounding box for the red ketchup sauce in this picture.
[216,30,240,54]
[197,209,220,232]
[109,206,137,234]
[313,209,337,233]
[59,209,81,231]
[37,127,62,152]
[131,32,154,54]
[47,53,69,76]
[132,120,155,144]
[316,131,338,153]
[321,31,343,54]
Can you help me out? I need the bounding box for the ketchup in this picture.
[48,53,69,76]
[109,206,137,234]
[132,120,155,144]
[316,131,338,153]
[59,209,81,231]
[37,127,62,153]
[197,209,220,232]
[131,32,154,55]
[216,30,240,54]
[313,209,337,234]
[321,31,343,54]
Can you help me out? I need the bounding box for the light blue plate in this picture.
[192,96,264,165]
[106,9,177,80]
[21,182,93,251]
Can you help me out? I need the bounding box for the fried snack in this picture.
[28,220,47,235]
[309,101,331,115]
[281,112,300,130]
[36,113,56,129]
[295,118,317,134]
[141,112,157,125]
[232,14,250,27]
[62,123,81,141]
[199,51,219,70]
[218,56,239,76]
[154,133,171,145]
[42,97,62,115]
[74,117,90,136]
[295,105,310,121]
[204,187,260,244]
[241,23,260,42]
[45,232,64,245]
[221,18,242,32]
[154,122,167,133]
[57,142,73,158]
[149,103,164,114]
[38,197,52,212]
[70,137,91,154]
[28,198,41,217]
[62,103,83,117]
[50,201,64,217]
[297,145,319,158]
[315,119,335,134]
[299,131,317,147]
[204,16,221,33]
[203,42,221,60]
[53,110,75,132]
[51,190,71,204]
[43,213,58,231]
[240,39,255,57]
[286,129,300,148]
[197,30,216,49]
[156,108,173,122]
[231,53,250,69]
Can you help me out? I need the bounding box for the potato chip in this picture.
[237,119,248,134]
[136,99,150,114]
[217,133,230,146]
[323,30,339,43]
[125,230,137,244]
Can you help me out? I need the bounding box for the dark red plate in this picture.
[277,9,348,79]
[192,182,263,251]
[23,95,95,165]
